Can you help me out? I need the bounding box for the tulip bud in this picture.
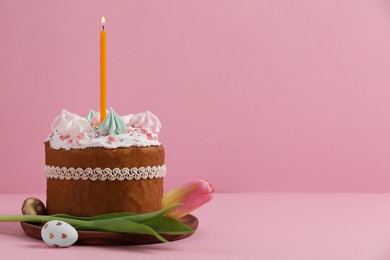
[162,179,214,219]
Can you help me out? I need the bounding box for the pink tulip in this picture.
[162,179,214,219]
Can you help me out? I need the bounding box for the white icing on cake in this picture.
[46,109,162,150]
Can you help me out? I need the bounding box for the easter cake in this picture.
[44,108,165,217]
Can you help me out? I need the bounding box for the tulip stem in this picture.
[0,215,86,226]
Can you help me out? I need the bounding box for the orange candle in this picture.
[100,16,107,122]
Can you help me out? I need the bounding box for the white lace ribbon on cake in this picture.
[44,165,166,181]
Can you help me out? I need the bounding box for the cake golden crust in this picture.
[45,142,164,168]
[45,142,165,216]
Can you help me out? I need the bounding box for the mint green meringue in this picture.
[99,108,126,135]
[86,109,96,123]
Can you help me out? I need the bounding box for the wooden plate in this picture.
[20,214,199,245]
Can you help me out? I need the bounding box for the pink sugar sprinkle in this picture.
[146,133,153,140]
[107,136,116,142]
[60,135,70,140]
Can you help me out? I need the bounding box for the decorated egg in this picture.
[22,197,47,215]
[41,220,78,247]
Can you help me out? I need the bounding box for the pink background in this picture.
[1,0,390,193]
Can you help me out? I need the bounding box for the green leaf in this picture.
[48,205,187,242]
[142,215,194,235]
[76,218,168,243]
[51,204,180,222]
[118,204,180,223]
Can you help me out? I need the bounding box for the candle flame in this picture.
[101,16,106,26]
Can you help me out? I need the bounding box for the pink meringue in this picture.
[51,110,91,138]
[50,109,78,132]
[128,111,162,133]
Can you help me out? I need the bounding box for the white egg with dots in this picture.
[41,220,78,247]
